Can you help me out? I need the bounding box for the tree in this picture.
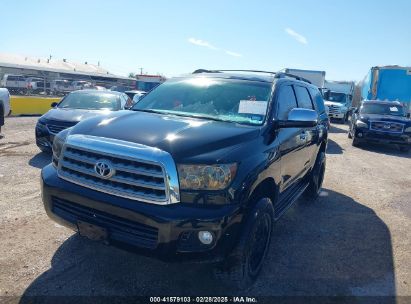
[128,72,136,78]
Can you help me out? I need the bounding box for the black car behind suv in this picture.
[349,100,411,152]
[41,70,329,288]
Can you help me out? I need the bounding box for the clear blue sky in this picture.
[1,0,410,81]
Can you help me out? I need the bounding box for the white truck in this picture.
[0,88,11,135]
[323,80,355,122]
[284,68,326,88]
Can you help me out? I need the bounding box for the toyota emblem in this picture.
[94,160,115,179]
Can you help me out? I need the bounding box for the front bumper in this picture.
[35,123,53,152]
[41,164,242,262]
[354,128,411,146]
[328,112,345,119]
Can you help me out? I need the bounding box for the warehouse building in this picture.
[0,53,135,90]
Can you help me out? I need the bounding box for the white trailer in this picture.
[284,68,326,88]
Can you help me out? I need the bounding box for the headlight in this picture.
[405,126,411,132]
[177,163,237,190]
[356,120,368,128]
[52,129,71,166]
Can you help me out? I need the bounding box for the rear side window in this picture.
[276,85,298,120]
[308,87,326,114]
[294,86,314,109]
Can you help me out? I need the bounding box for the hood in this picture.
[69,111,261,162]
[360,113,411,124]
[42,108,114,123]
[324,100,346,107]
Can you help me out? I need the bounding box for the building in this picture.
[0,53,135,89]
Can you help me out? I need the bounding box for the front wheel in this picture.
[352,136,360,147]
[214,198,274,290]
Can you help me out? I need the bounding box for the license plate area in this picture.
[77,221,108,241]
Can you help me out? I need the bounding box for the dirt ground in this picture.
[0,117,410,300]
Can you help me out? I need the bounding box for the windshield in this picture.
[58,92,120,110]
[133,77,272,125]
[327,92,346,103]
[360,103,405,116]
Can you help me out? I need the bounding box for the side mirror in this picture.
[276,108,318,128]
[51,102,58,108]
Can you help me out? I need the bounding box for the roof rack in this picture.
[192,69,312,84]
[192,69,276,75]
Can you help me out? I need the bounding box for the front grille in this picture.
[328,105,341,114]
[370,121,404,133]
[52,197,159,249]
[47,123,75,134]
[56,135,180,204]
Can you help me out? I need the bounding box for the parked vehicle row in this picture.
[0,74,103,96]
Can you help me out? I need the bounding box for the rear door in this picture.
[294,85,319,171]
[276,84,308,191]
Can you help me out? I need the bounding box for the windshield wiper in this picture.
[132,109,165,114]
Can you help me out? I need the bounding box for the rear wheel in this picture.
[214,198,273,290]
[304,152,326,200]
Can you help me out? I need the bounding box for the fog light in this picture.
[198,231,214,245]
[357,132,363,138]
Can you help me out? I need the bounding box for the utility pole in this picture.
[139,67,143,75]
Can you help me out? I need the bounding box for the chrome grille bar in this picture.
[370,121,404,133]
[57,134,180,204]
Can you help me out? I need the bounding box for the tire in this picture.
[304,151,326,200]
[214,198,274,290]
[347,129,352,139]
[399,146,410,153]
[0,101,4,129]
[352,137,360,147]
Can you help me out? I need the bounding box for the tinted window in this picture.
[276,85,297,120]
[308,87,326,114]
[7,76,18,81]
[294,86,313,109]
[58,92,120,110]
[134,78,272,125]
[360,103,405,116]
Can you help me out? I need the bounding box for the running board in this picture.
[275,181,309,220]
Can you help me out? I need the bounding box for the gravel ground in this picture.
[0,117,410,300]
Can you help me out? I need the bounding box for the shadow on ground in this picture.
[20,189,395,299]
[326,138,344,155]
[356,143,411,159]
[328,124,348,134]
[29,152,52,169]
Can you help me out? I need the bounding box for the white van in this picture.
[0,88,11,134]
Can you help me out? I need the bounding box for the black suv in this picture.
[41,70,329,288]
[349,100,411,152]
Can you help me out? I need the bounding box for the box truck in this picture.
[323,80,355,122]
[284,68,326,88]
[361,66,411,114]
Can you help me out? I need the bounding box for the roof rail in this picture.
[274,72,312,84]
[192,69,276,75]
[192,69,312,84]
